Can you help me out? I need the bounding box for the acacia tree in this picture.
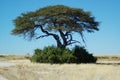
[12,5,99,48]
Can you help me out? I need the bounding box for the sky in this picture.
[0,0,120,55]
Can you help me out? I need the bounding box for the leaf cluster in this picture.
[12,5,99,40]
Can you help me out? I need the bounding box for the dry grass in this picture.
[0,54,30,61]
[0,55,120,80]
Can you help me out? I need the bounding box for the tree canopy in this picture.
[12,5,99,48]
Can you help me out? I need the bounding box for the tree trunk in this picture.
[39,25,68,48]
[53,35,63,48]
[58,29,67,48]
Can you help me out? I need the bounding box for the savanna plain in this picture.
[0,54,120,80]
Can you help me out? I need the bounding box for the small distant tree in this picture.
[12,5,99,48]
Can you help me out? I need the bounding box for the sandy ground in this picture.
[0,55,120,80]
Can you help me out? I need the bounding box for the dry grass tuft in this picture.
[0,55,120,80]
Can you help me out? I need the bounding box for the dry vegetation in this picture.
[0,55,120,80]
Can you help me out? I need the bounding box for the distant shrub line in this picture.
[30,46,97,64]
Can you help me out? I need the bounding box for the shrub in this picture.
[72,46,97,63]
[30,46,97,63]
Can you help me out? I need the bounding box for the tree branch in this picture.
[35,25,62,47]
[36,35,49,39]
[67,33,72,42]
[79,31,86,44]
[67,40,81,45]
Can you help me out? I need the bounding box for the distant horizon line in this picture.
[0,53,120,56]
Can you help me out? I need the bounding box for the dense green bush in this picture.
[30,46,97,63]
[72,46,97,63]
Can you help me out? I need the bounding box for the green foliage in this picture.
[30,46,97,64]
[12,5,99,48]
[73,46,97,63]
